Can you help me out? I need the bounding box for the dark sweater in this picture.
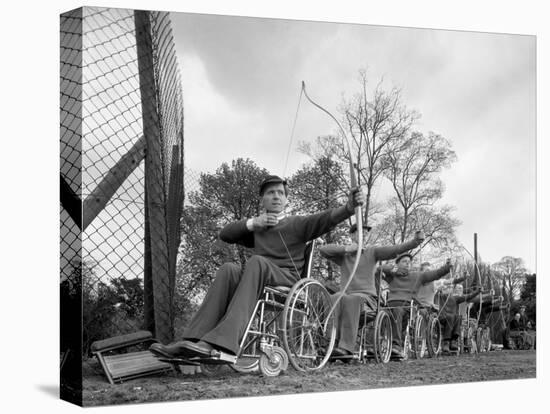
[219,207,352,275]
[438,290,480,319]
[385,264,452,303]
[319,238,421,297]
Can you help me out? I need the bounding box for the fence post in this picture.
[135,10,173,343]
[60,7,83,406]
[474,233,478,287]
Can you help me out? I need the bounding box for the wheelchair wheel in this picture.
[282,278,336,372]
[476,327,483,352]
[402,332,411,360]
[412,314,427,359]
[258,346,288,377]
[373,310,392,363]
[468,326,478,354]
[426,315,442,357]
[200,363,224,377]
[516,334,526,350]
[477,327,491,352]
[482,327,492,352]
[458,325,465,355]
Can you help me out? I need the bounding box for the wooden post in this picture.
[143,182,155,334]
[135,10,173,343]
[60,7,83,406]
[474,233,478,288]
[82,135,146,231]
[60,175,82,230]
[166,146,183,305]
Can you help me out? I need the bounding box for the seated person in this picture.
[437,284,483,353]
[415,262,436,312]
[509,313,522,332]
[150,175,364,359]
[417,268,469,318]
[319,226,424,358]
[384,254,452,359]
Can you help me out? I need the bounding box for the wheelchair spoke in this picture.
[282,279,336,371]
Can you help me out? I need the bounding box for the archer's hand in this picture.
[346,187,365,212]
[252,213,279,230]
[414,230,425,243]
[445,258,453,268]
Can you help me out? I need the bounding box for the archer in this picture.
[150,175,364,358]
[319,226,425,359]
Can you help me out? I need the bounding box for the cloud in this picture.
[170,12,536,270]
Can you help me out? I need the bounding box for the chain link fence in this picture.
[60,7,184,364]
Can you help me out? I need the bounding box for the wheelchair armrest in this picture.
[264,285,291,295]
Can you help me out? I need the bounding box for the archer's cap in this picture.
[349,223,372,233]
[395,252,413,263]
[259,175,288,196]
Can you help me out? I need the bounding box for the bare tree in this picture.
[374,201,460,266]
[299,70,418,227]
[492,256,528,300]
[342,70,418,226]
[383,131,457,242]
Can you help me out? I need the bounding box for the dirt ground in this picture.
[82,350,536,406]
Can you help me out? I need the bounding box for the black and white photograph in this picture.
[58,4,539,407]
[4,1,547,413]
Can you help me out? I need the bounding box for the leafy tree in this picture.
[175,159,269,324]
[517,273,536,325]
[288,156,349,282]
[110,277,144,319]
[188,158,269,266]
[288,156,346,215]
[190,158,269,223]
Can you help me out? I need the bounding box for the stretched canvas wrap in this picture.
[60,6,536,407]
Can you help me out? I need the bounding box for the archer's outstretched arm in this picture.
[420,259,452,284]
[318,244,347,266]
[373,231,425,261]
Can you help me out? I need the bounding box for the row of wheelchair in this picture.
[162,242,488,377]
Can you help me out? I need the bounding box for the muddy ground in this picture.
[82,350,536,407]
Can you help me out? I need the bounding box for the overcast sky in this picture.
[169,12,536,272]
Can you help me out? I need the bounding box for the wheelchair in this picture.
[326,269,394,365]
[357,276,427,362]
[456,293,496,355]
[356,295,393,363]
[509,329,535,350]
[186,240,337,377]
[387,299,427,360]
[418,306,442,358]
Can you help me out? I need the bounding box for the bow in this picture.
[300,81,364,322]
[435,243,460,321]
[460,244,485,325]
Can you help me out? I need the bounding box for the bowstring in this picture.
[282,87,304,179]
[300,81,364,328]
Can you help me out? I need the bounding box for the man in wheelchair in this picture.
[318,226,425,359]
[418,269,469,317]
[437,283,481,353]
[385,253,452,359]
[150,175,364,360]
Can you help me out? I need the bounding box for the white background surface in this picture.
[1,1,546,412]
